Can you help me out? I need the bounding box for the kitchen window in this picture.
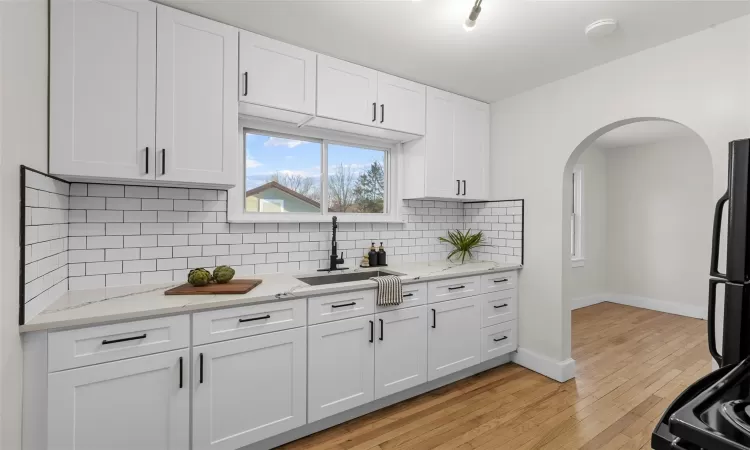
[229,120,399,223]
[571,165,584,267]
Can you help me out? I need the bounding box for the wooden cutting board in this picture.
[164,279,263,295]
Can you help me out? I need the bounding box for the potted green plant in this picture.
[439,229,487,264]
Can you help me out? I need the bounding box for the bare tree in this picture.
[328,164,357,212]
[268,172,320,201]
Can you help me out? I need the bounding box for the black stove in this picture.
[653,139,750,450]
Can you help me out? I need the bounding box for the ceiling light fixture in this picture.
[585,19,618,38]
[463,0,482,31]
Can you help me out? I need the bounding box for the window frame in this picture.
[571,165,584,267]
[228,117,403,223]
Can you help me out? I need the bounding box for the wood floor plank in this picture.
[280,302,711,450]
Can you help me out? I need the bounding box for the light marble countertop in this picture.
[20,260,521,332]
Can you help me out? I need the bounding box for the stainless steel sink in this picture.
[295,270,404,286]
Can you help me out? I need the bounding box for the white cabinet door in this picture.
[193,328,306,450]
[376,73,425,135]
[48,349,189,450]
[156,6,237,186]
[239,30,316,115]
[308,315,375,422]
[374,306,427,399]
[316,55,378,126]
[454,97,490,200]
[50,0,156,181]
[428,296,481,381]
[424,87,459,199]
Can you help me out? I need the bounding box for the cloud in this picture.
[246,159,262,169]
[264,137,304,148]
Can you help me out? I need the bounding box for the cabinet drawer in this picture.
[481,321,517,363]
[481,271,517,293]
[193,299,306,345]
[375,282,427,312]
[427,276,481,303]
[48,315,190,372]
[308,290,375,325]
[480,289,517,328]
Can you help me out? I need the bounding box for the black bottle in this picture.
[377,242,387,266]
[368,243,378,267]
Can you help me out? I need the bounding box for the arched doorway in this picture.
[560,117,715,373]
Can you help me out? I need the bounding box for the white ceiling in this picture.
[157,0,750,102]
[594,121,698,149]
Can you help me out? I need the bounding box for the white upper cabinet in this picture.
[316,55,379,126]
[376,73,426,135]
[424,88,460,199]
[238,31,316,118]
[48,349,189,450]
[156,5,238,186]
[454,96,490,200]
[50,1,236,187]
[403,87,490,201]
[50,0,156,181]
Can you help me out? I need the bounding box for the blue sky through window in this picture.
[244,133,385,190]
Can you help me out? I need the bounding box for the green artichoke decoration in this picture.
[213,265,235,284]
[188,268,212,287]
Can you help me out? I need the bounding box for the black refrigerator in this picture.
[652,138,750,450]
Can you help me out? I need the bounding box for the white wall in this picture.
[491,15,750,366]
[605,135,713,313]
[568,146,608,301]
[0,0,49,446]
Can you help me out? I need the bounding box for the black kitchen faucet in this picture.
[319,216,348,272]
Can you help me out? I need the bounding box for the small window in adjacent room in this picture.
[571,165,584,267]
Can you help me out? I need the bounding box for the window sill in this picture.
[228,213,406,224]
[571,259,585,268]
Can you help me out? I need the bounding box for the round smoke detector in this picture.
[585,19,618,37]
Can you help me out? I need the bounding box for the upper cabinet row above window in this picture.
[237,31,426,140]
[50,1,237,187]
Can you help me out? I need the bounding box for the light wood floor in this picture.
[280,302,711,450]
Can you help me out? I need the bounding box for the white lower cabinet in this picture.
[374,306,428,399]
[47,349,189,450]
[192,328,307,450]
[427,296,481,381]
[481,321,517,363]
[307,315,375,422]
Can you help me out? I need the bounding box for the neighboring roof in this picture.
[245,181,320,208]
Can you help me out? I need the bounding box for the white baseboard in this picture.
[608,294,707,320]
[570,294,608,310]
[571,293,707,320]
[511,347,576,382]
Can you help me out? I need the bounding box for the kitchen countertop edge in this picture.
[20,262,522,333]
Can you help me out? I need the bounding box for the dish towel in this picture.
[370,275,403,306]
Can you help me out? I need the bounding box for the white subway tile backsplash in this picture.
[174,223,203,234]
[88,184,124,198]
[143,199,173,211]
[24,178,523,295]
[141,247,172,259]
[141,223,173,235]
[106,223,141,236]
[125,186,158,199]
[69,275,105,290]
[107,197,141,210]
[159,187,189,200]
[189,189,218,201]
[124,235,158,248]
